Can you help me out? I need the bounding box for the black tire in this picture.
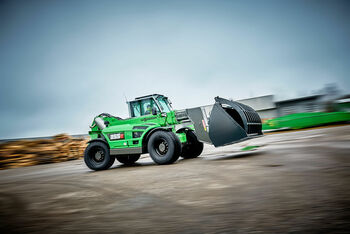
[84,142,115,171]
[147,131,181,165]
[116,154,141,165]
[181,130,204,159]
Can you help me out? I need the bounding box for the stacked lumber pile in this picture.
[0,134,89,170]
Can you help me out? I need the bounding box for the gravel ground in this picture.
[1,125,350,233]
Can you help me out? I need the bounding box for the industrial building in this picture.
[275,95,323,117]
[334,94,350,112]
[237,94,326,120]
[237,95,277,120]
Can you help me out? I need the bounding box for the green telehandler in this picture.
[84,94,263,170]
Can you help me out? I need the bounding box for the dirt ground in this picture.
[0,126,350,233]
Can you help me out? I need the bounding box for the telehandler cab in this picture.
[84,94,262,170]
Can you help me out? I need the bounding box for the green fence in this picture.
[263,112,350,131]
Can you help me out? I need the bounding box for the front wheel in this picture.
[84,142,115,171]
[147,131,181,165]
[181,131,204,159]
[116,154,140,165]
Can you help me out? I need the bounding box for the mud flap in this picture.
[186,97,262,147]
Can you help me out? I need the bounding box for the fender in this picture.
[141,127,172,152]
[87,138,109,147]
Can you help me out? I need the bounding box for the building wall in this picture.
[277,99,322,117]
[235,94,326,120]
[237,95,278,119]
[237,95,276,111]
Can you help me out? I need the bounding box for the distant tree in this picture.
[321,83,342,112]
[323,83,340,98]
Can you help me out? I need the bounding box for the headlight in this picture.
[109,133,124,140]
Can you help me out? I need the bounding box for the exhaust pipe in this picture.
[186,97,262,147]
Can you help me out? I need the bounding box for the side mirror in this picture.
[152,107,158,115]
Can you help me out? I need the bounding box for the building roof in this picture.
[237,95,276,111]
[337,94,350,100]
[275,94,323,104]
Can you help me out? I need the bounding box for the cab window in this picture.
[141,99,160,115]
[131,101,141,117]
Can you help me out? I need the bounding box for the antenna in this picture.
[123,93,128,103]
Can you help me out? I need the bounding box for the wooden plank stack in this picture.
[0,134,89,170]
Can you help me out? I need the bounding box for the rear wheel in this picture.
[147,131,181,165]
[181,131,204,159]
[116,154,141,165]
[84,142,115,171]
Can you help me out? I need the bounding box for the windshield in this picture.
[156,96,172,113]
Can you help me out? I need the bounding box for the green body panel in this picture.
[103,124,154,148]
[263,112,350,130]
[89,110,190,151]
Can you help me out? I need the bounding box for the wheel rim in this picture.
[89,146,105,164]
[94,150,104,162]
[155,139,169,156]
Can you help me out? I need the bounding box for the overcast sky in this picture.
[0,0,349,139]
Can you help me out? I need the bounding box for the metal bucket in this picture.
[186,97,263,147]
